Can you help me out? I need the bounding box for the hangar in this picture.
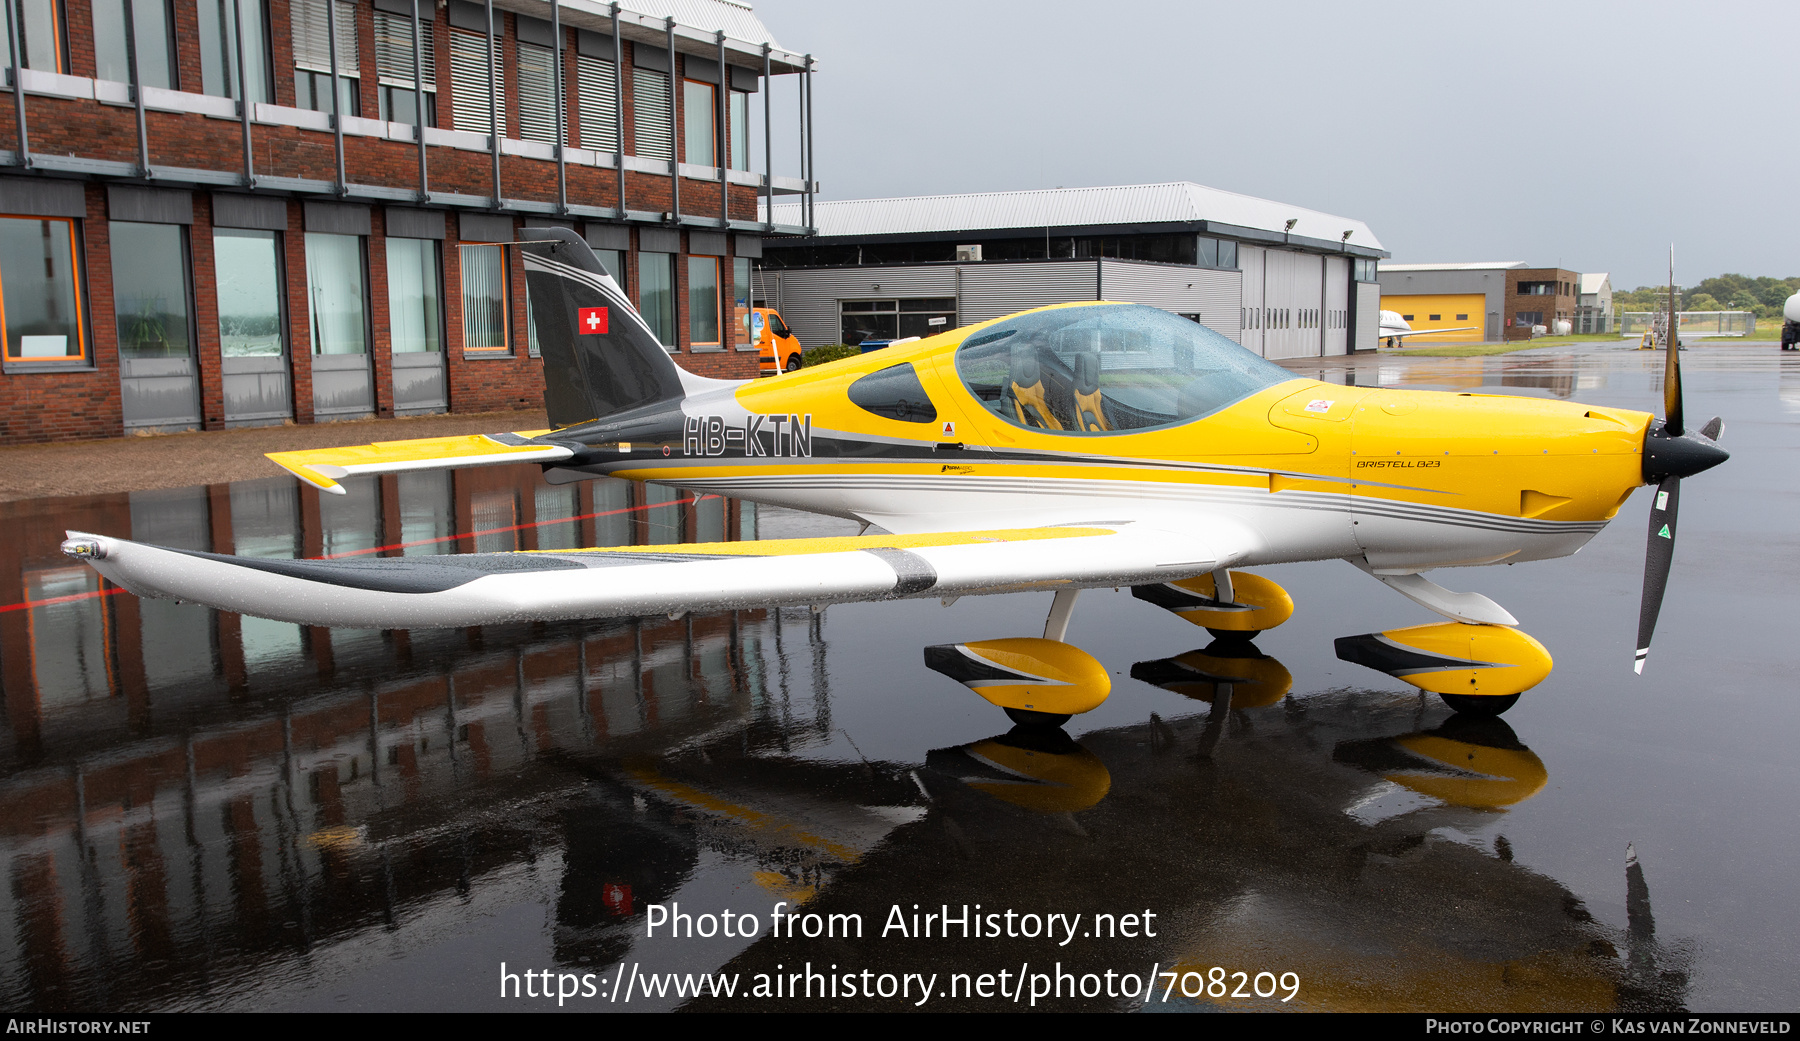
[756,183,1388,358]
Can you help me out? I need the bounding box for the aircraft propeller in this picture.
[1635,252,1728,673]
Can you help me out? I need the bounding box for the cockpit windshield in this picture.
[954,304,1294,435]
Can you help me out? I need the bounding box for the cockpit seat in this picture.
[1073,352,1110,432]
[1006,344,1062,430]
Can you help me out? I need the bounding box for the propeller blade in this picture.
[1664,250,1683,436]
[1700,416,1723,441]
[1635,476,1680,673]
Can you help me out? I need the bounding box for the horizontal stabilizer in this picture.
[267,432,574,494]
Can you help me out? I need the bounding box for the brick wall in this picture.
[0,0,778,444]
[1504,268,1579,331]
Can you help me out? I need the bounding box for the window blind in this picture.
[373,9,436,88]
[449,29,505,135]
[291,0,359,75]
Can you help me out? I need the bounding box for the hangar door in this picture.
[1323,256,1349,356]
[1261,249,1325,360]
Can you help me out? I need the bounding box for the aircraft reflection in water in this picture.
[788,641,1684,1013]
[0,465,1688,1012]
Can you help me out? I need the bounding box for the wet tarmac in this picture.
[1,342,1794,1011]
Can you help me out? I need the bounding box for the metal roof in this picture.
[1578,272,1610,294]
[766,182,1384,253]
[502,0,807,72]
[1381,261,1527,272]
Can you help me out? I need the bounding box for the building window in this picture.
[687,255,719,347]
[449,28,504,135]
[373,8,436,126]
[595,248,623,286]
[637,249,675,347]
[1428,314,1440,321]
[0,215,85,364]
[111,221,193,359]
[577,54,619,152]
[732,256,751,347]
[1353,258,1379,282]
[682,78,714,166]
[632,67,672,160]
[26,567,112,707]
[1456,313,1468,321]
[460,242,508,352]
[387,237,441,353]
[516,40,558,144]
[94,0,175,87]
[1518,281,1555,296]
[729,89,748,171]
[291,0,359,116]
[1196,236,1237,270]
[1516,311,1543,327]
[215,228,284,356]
[841,298,957,345]
[199,0,272,103]
[305,232,367,355]
[16,0,68,73]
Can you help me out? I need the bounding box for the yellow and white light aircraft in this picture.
[61,229,1727,725]
[1378,309,1482,347]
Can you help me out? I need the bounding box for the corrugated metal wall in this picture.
[1098,260,1242,342]
[1355,282,1381,352]
[761,265,960,347]
[758,254,1357,353]
[958,262,1097,325]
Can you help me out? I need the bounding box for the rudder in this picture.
[518,227,686,428]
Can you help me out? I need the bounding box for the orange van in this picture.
[746,307,803,375]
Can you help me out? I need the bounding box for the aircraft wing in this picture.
[1387,326,1481,341]
[60,524,1226,630]
[267,431,574,495]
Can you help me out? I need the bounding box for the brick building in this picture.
[1504,267,1579,339]
[0,0,817,445]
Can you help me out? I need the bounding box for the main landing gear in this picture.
[923,589,1110,731]
[1333,567,1551,717]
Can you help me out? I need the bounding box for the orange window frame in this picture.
[687,255,720,347]
[0,213,88,364]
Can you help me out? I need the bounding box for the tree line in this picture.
[1613,274,1800,318]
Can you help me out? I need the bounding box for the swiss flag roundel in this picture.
[579,307,609,335]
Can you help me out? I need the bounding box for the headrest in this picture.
[1009,344,1041,385]
[1075,352,1101,395]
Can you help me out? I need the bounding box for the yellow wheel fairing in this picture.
[1335,622,1554,698]
[1130,645,1294,708]
[1385,733,1549,809]
[922,637,1111,717]
[955,737,1112,814]
[1136,570,1296,633]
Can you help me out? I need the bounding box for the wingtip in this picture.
[266,452,346,495]
[1633,651,1647,675]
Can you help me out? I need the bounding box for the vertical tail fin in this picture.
[518,227,686,429]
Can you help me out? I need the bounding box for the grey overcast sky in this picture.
[748,0,1797,290]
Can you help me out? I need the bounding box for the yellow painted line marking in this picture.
[540,526,1114,558]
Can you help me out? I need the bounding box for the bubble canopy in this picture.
[954,304,1296,435]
